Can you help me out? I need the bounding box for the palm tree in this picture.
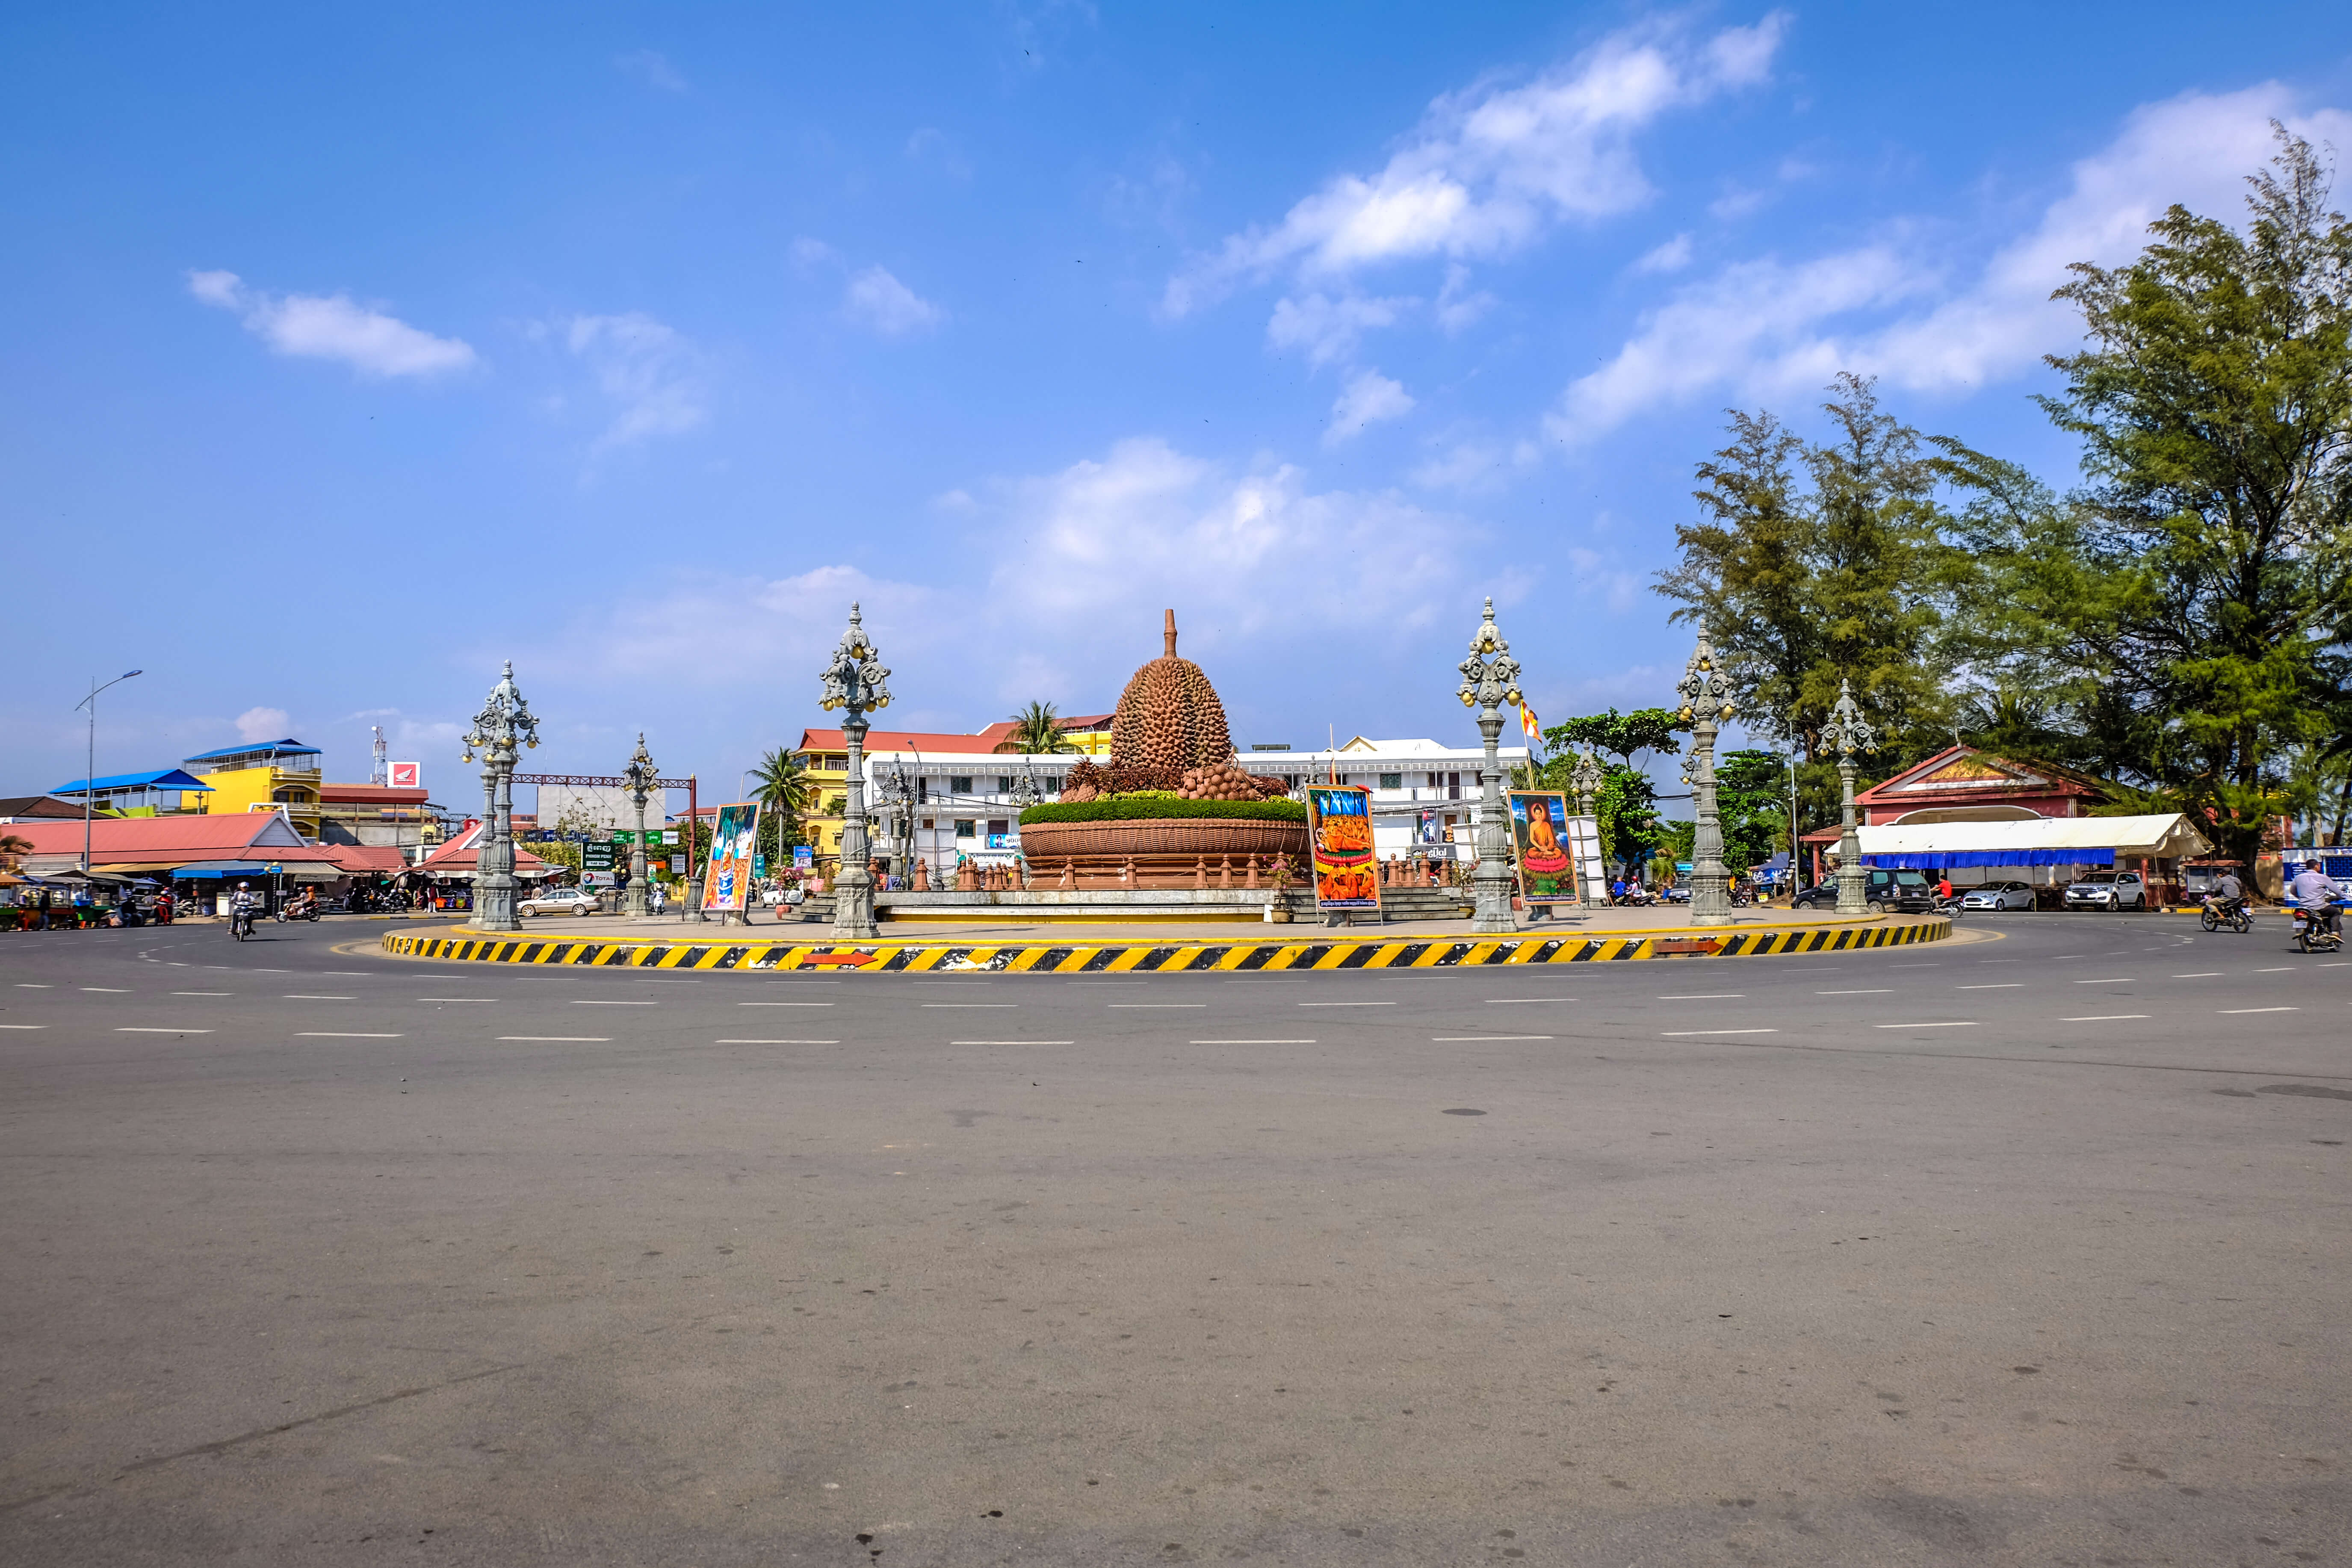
[749,747,814,862]
[0,833,30,872]
[994,700,1080,756]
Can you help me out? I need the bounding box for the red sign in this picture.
[390,762,420,789]
[802,951,876,968]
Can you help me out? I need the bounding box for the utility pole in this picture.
[75,670,142,875]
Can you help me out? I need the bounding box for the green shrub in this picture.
[1020,796,1308,826]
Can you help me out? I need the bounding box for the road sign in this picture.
[670,854,688,874]
[583,842,615,872]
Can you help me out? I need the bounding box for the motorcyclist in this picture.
[2205,867,2246,918]
[2289,861,2341,939]
[229,880,258,935]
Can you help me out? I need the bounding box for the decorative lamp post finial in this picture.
[1820,676,1879,915]
[463,660,539,932]
[1457,597,1524,933]
[819,604,893,939]
[1673,620,1737,927]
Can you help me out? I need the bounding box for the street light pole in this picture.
[625,734,655,918]
[1820,677,1879,915]
[1455,597,1524,935]
[74,670,142,875]
[1569,745,1605,909]
[1674,620,1735,927]
[461,661,540,932]
[818,603,892,941]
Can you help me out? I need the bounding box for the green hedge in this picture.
[1020,796,1307,826]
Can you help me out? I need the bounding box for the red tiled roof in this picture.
[415,821,553,873]
[795,728,1009,756]
[4,814,337,864]
[318,784,430,806]
[321,844,411,874]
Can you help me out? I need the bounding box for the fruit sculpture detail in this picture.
[1060,611,1291,802]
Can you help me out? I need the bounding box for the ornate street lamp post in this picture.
[624,733,656,918]
[1820,677,1879,915]
[818,603,892,941]
[461,661,540,932]
[1673,621,1735,927]
[1456,597,1524,935]
[1569,745,1606,908]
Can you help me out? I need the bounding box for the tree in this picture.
[1659,377,1963,762]
[1540,707,1684,771]
[749,747,814,863]
[2040,126,2352,864]
[994,701,1081,756]
[1716,748,1792,871]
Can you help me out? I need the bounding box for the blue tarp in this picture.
[172,864,275,879]
[50,768,215,794]
[1864,848,2114,869]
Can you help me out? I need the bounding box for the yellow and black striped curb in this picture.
[381,918,1945,974]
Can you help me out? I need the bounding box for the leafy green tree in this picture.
[1540,707,1684,770]
[1659,377,1963,763]
[748,746,813,864]
[994,701,1081,756]
[2038,127,2352,864]
[1716,748,1792,870]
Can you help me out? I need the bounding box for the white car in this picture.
[760,885,806,907]
[517,887,601,917]
[2063,870,2148,911]
[1960,880,2036,912]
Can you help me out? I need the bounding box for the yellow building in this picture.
[183,738,325,839]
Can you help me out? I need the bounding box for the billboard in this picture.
[1306,785,1380,910]
[700,802,761,914]
[389,762,420,790]
[1507,791,1578,903]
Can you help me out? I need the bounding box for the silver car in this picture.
[517,887,602,917]
[1960,880,2036,912]
[2062,870,2148,911]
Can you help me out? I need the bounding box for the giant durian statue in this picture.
[1111,610,1233,777]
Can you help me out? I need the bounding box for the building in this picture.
[47,768,216,816]
[1852,745,2110,826]
[5,812,347,884]
[0,794,100,823]
[315,783,438,852]
[182,738,325,839]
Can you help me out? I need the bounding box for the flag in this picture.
[1519,703,1540,741]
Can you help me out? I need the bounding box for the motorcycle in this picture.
[2199,895,2254,934]
[2290,906,2343,954]
[275,899,321,924]
[230,904,256,941]
[1933,895,1965,919]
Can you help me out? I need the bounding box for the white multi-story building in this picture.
[856,734,1531,876]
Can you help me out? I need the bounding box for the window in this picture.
[1447,772,1463,800]
[920,818,934,831]
[916,778,929,803]
[1042,777,1060,797]
[953,819,977,838]
[996,776,1017,793]
[987,819,1009,836]
[1379,773,1403,791]
[949,776,973,795]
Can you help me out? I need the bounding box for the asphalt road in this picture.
[1,914,2345,1566]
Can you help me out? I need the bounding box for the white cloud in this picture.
[843,266,946,336]
[564,313,705,448]
[1435,263,1495,332]
[1267,291,1409,367]
[789,236,838,269]
[616,49,686,92]
[1632,232,1693,274]
[1409,435,1540,494]
[234,706,291,743]
[1163,13,1787,317]
[1325,370,1416,446]
[188,271,476,378]
[1553,86,2352,439]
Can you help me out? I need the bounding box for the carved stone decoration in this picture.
[1820,676,1881,916]
[1454,598,1524,935]
[1244,854,1259,889]
[912,857,930,892]
[1059,859,1075,890]
[1109,610,1235,779]
[1673,619,1738,927]
[461,660,541,932]
[816,603,892,940]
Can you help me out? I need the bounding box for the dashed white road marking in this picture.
[2218,1007,2297,1015]
[117,1027,211,1034]
[1193,1039,1316,1044]
[2063,1015,2149,1022]
[1299,1001,1394,1007]
[715,1038,839,1045]
[299,1032,402,1039]
[499,1036,610,1042]
[952,1039,1075,1045]
[1875,1021,1979,1029]
[1434,1034,1554,1042]
[1658,993,1743,1000]
[1662,1028,1779,1037]
[1817,989,1892,995]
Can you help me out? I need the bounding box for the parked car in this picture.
[1791,880,1839,909]
[1790,870,1937,913]
[1960,880,2037,912]
[2063,870,2148,911]
[517,887,602,918]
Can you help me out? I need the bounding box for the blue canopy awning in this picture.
[1864,848,2114,870]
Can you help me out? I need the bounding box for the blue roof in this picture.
[182,738,321,763]
[51,768,216,794]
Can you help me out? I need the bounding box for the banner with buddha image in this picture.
[1306,785,1380,910]
[1507,790,1578,903]
[699,801,761,914]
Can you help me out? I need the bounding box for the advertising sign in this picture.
[582,842,615,873]
[793,846,813,871]
[1507,791,1578,903]
[390,762,420,790]
[1305,785,1380,910]
[582,871,616,888]
[1566,815,1602,895]
[671,854,688,875]
[699,802,760,914]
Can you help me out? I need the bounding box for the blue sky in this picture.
[6,3,2350,808]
